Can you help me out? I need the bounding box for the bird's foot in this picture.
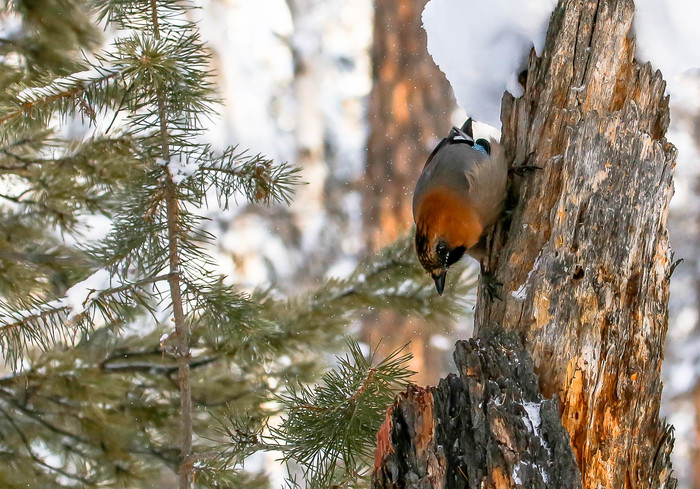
[509,152,541,176]
[510,164,542,176]
[480,269,503,302]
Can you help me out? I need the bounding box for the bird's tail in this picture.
[460,118,474,138]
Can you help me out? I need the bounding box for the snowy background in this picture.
[193,0,699,485]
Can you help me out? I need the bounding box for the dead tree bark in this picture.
[374,329,583,488]
[373,0,677,487]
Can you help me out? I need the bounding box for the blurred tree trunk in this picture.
[363,0,457,386]
[285,0,331,283]
[287,0,326,204]
[667,95,700,489]
[364,0,454,249]
[373,0,677,487]
[693,382,700,489]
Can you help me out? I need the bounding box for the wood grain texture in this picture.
[372,0,677,487]
[373,330,582,488]
[477,0,676,487]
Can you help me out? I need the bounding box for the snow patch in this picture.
[422,0,557,127]
[60,269,111,319]
[520,400,552,483]
[511,457,550,485]
[512,461,523,485]
[634,0,700,106]
[670,362,697,394]
[522,401,542,438]
[512,282,528,301]
[1,299,64,324]
[167,154,201,184]
[511,249,542,300]
[18,67,115,102]
[324,257,358,280]
[429,334,453,350]
[667,129,700,210]
[80,214,113,242]
[0,14,22,39]
[423,0,700,127]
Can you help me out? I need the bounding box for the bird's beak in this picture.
[432,271,447,296]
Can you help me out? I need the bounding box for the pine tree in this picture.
[0,1,475,487]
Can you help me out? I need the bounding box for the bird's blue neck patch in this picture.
[473,143,489,155]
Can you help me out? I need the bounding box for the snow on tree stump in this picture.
[373,329,582,488]
[374,0,677,487]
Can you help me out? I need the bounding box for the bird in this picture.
[413,119,508,295]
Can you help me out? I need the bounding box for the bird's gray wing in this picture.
[413,141,474,219]
[463,140,508,227]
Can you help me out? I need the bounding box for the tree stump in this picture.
[374,329,582,488]
[373,0,677,487]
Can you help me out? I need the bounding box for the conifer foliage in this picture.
[0,1,474,487]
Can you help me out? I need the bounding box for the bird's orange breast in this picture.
[415,187,483,249]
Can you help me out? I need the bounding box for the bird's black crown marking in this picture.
[415,230,438,269]
[415,230,467,273]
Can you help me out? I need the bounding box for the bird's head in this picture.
[415,230,466,295]
[414,188,482,295]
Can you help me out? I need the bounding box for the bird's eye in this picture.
[436,242,446,254]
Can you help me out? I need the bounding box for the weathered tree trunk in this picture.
[373,0,677,487]
[374,329,583,488]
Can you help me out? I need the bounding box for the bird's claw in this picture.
[509,152,541,176]
[480,270,503,301]
[510,164,542,176]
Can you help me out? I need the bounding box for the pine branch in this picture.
[2,0,101,76]
[258,233,477,353]
[202,340,413,488]
[181,276,279,353]
[0,133,142,251]
[142,2,195,487]
[0,231,474,487]
[0,249,85,267]
[125,144,302,212]
[83,172,171,274]
[106,28,217,142]
[0,68,123,132]
[93,0,191,33]
[273,339,413,487]
[0,0,478,486]
[0,135,139,176]
[0,321,276,488]
[0,273,167,365]
[197,145,303,207]
[193,465,269,489]
[0,404,97,485]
